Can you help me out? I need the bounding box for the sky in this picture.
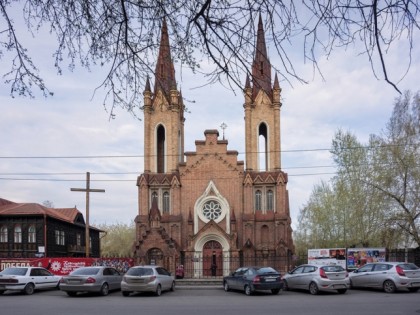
[1,9,419,230]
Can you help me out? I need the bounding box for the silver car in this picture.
[121,265,175,296]
[349,262,420,293]
[59,266,122,296]
[282,264,349,295]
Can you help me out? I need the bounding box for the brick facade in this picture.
[134,16,294,277]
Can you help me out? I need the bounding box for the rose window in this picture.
[202,200,222,220]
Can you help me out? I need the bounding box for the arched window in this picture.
[266,189,274,211]
[14,225,22,243]
[258,123,268,171]
[157,125,165,173]
[255,190,262,211]
[162,191,170,213]
[0,226,7,243]
[28,225,36,243]
[151,191,158,204]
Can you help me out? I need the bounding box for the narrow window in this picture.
[0,226,8,243]
[14,225,22,243]
[260,61,264,76]
[255,190,262,211]
[55,230,60,245]
[258,123,268,171]
[157,125,165,173]
[77,233,81,246]
[28,225,36,243]
[266,189,274,211]
[60,231,65,245]
[163,191,170,213]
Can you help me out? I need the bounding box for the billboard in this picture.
[346,247,386,270]
[308,248,346,268]
[0,257,134,275]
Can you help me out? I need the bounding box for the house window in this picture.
[77,233,81,246]
[14,225,22,243]
[0,226,7,243]
[28,225,36,243]
[266,189,274,211]
[55,230,65,245]
[255,190,262,211]
[162,191,170,213]
[60,231,65,245]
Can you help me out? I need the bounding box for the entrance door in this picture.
[203,240,223,277]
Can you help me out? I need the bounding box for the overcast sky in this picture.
[1,10,419,229]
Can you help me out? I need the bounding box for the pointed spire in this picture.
[273,73,279,89]
[154,18,177,100]
[252,13,272,100]
[149,198,161,221]
[144,76,151,92]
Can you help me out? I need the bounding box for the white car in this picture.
[0,267,61,295]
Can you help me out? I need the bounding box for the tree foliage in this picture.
[295,91,420,252]
[1,1,419,117]
[96,222,135,257]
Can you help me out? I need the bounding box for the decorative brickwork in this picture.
[134,15,294,277]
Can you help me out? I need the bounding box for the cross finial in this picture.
[220,122,227,140]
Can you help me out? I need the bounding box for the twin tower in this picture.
[135,15,294,277]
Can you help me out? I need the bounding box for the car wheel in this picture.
[408,288,419,293]
[337,289,347,294]
[309,282,319,295]
[24,283,35,295]
[100,283,109,296]
[244,285,252,296]
[155,284,162,296]
[383,280,396,293]
[170,281,175,292]
[122,291,130,297]
[283,280,289,291]
[271,288,280,295]
[66,291,77,297]
[223,281,230,292]
[0,290,5,295]
[349,279,354,289]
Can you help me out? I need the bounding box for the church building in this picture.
[134,16,294,278]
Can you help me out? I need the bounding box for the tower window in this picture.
[157,125,165,173]
[258,123,268,171]
[255,190,262,211]
[267,189,274,211]
[163,191,170,213]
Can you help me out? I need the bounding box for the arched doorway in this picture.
[203,240,223,277]
[147,248,164,266]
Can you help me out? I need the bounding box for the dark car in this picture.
[223,266,283,295]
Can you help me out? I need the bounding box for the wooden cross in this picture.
[70,172,105,257]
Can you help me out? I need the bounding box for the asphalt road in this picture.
[1,287,419,315]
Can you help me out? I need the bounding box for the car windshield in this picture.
[256,267,278,274]
[321,266,345,272]
[70,268,100,276]
[126,268,154,276]
[398,263,419,270]
[0,268,28,276]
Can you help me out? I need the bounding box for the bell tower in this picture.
[244,14,282,171]
[143,19,185,174]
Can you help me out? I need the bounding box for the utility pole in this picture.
[70,172,105,257]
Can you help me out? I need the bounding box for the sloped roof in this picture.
[0,198,81,224]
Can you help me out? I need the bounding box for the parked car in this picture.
[349,262,420,293]
[223,266,283,295]
[0,266,61,295]
[121,265,175,296]
[59,266,122,296]
[282,264,349,295]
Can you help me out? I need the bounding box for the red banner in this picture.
[0,258,135,275]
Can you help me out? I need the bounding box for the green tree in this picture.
[96,222,135,257]
[1,1,418,116]
[296,91,419,251]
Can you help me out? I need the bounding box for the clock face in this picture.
[202,200,222,221]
